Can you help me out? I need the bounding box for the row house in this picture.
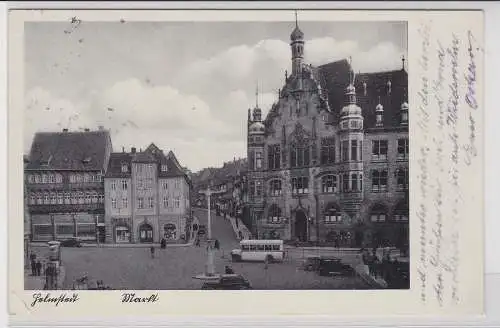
[104,143,192,244]
[25,128,112,242]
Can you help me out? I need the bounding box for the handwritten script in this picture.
[31,292,79,307]
[416,21,481,308]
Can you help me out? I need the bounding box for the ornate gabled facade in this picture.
[246,21,409,248]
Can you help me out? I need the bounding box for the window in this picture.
[163,196,169,208]
[43,193,49,204]
[42,174,48,183]
[324,205,342,223]
[396,168,409,190]
[138,197,144,209]
[122,198,128,208]
[342,173,349,192]
[148,197,154,208]
[85,193,91,204]
[161,164,168,172]
[291,177,309,194]
[269,179,282,196]
[76,174,83,183]
[83,174,90,183]
[249,181,255,198]
[28,175,34,183]
[111,181,116,191]
[29,194,36,204]
[372,169,388,192]
[397,138,409,160]
[267,204,282,223]
[162,181,168,190]
[36,194,43,205]
[92,193,98,203]
[290,143,310,168]
[255,181,263,197]
[35,175,41,183]
[322,175,338,193]
[56,174,62,183]
[359,174,363,192]
[121,164,128,173]
[255,151,263,169]
[268,145,281,170]
[174,180,180,189]
[248,151,255,171]
[50,193,56,204]
[341,140,349,162]
[98,194,104,203]
[78,192,85,204]
[394,201,409,222]
[351,173,358,191]
[351,140,358,161]
[372,140,388,160]
[370,204,387,222]
[49,175,56,183]
[320,137,335,165]
[121,180,128,190]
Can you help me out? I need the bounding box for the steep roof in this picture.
[26,130,111,171]
[317,60,408,128]
[105,152,133,178]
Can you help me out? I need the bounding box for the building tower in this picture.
[247,85,266,237]
[338,59,365,222]
[290,11,305,76]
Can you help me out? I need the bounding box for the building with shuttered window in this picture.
[246,21,409,248]
[25,128,112,242]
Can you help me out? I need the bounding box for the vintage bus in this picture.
[230,239,284,263]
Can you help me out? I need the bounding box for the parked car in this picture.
[201,274,252,290]
[60,237,82,248]
[317,256,354,277]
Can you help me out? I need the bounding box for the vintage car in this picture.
[59,237,83,248]
[201,274,252,290]
[301,256,355,277]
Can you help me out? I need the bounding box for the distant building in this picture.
[246,21,409,247]
[25,128,112,242]
[104,143,192,244]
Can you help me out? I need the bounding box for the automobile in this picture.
[317,256,355,277]
[301,255,321,271]
[59,237,83,247]
[201,274,252,290]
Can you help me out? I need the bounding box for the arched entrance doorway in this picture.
[139,223,153,243]
[294,210,308,242]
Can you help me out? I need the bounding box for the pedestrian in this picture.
[160,238,166,249]
[195,237,200,247]
[30,258,36,276]
[150,246,155,259]
[238,231,243,240]
[214,239,220,250]
[35,260,42,276]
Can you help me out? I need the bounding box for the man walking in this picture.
[150,246,155,259]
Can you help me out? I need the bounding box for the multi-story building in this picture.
[104,143,192,244]
[25,128,112,242]
[246,21,409,248]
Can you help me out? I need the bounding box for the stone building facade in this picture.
[246,22,409,247]
[25,128,112,242]
[104,143,192,244]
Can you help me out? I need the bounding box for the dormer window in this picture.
[121,164,128,173]
[41,155,52,166]
[161,164,168,172]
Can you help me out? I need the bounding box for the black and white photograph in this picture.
[22,11,410,291]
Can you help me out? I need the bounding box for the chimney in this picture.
[131,147,136,153]
[84,128,90,132]
[62,128,68,132]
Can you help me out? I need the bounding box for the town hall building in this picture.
[246,20,409,248]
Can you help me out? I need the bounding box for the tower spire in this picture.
[295,10,298,28]
[255,81,259,108]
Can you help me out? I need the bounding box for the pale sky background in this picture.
[25,20,407,172]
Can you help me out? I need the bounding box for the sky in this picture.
[24,19,407,172]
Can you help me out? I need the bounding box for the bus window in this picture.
[264,245,271,251]
[241,245,250,251]
[250,245,257,251]
[257,245,265,251]
[272,244,281,251]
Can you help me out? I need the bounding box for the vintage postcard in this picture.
[8,8,484,318]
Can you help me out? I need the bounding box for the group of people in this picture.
[361,247,397,281]
[29,252,43,276]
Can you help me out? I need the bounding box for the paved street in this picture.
[27,209,371,290]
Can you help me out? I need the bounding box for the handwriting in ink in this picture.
[31,293,79,307]
[465,30,478,110]
[446,34,460,128]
